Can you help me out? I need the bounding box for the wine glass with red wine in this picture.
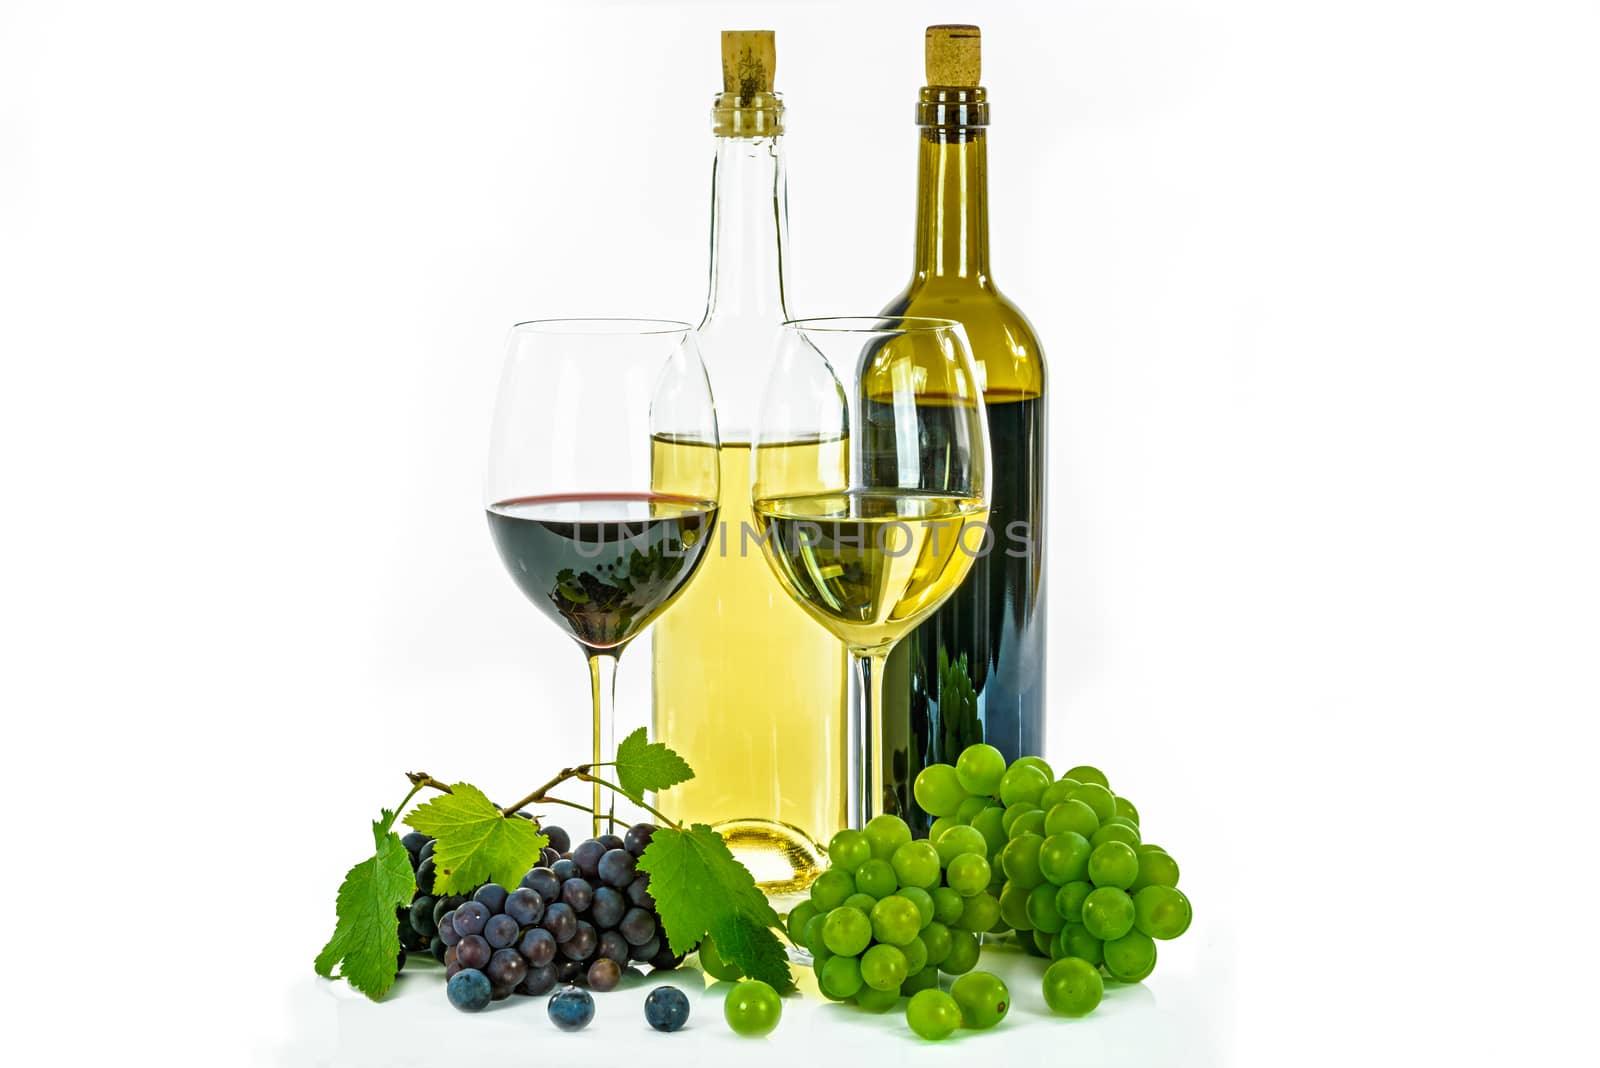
[485,319,720,832]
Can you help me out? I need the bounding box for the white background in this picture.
[4,1,1597,1064]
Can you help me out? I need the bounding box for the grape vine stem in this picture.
[408,767,678,830]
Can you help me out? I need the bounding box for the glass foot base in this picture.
[713,817,827,907]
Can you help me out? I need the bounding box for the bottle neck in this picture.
[702,135,790,326]
[912,127,991,286]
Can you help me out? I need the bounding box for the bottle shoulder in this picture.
[883,280,1046,399]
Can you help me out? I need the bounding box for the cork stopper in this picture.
[925,24,981,87]
[722,30,776,96]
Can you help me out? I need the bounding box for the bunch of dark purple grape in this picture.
[393,831,439,970]
[438,822,682,1005]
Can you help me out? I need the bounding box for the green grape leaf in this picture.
[638,823,793,992]
[403,783,548,893]
[313,809,416,1000]
[613,727,695,797]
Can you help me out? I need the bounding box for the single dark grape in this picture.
[433,895,465,924]
[644,985,689,1032]
[444,960,463,980]
[572,840,606,878]
[437,912,461,947]
[598,848,636,888]
[504,887,545,927]
[649,943,684,971]
[625,874,655,910]
[447,968,492,1012]
[619,907,657,946]
[561,877,595,912]
[456,934,491,971]
[543,902,577,943]
[396,946,407,972]
[452,901,490,938]
[543,825,571,854]
[597,834,626,853]
[521,867,561,903]
[547,985,595,1031]
[518,927,557,966]
[591,886,626,928]
[473,883,509,914]
[540,847,562,867]
[408,896,438,938]
[598,929,630,966]
[630,935,660,963]
[562,920,597,961]
[443,944,457,968]
[484,913,520,949]
[418,839,436,864]
[429,935,447,963]
[401,830,430,855]
[519,962,558,996]
[587,958,622,992]
[551,858,579,881]
[415,857,436,895]
[556,959,584,983]
[623,823,656,857]
[486,946,528,989]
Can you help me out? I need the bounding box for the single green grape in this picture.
[998,880,1034,931]
[1010,810,1046,839]
[957,890,1001,933]
[724,979,782,1036]
[802,914,832,965]
[921,921,953,966]
[1056,922,1104,966]
[906,988,962,1040]
[971,808,1008,857]
[1011,755,1054,781]
[853,983,899,1013]
[1069,782,1117,823]
[860,943,908,991]
[1062,765,1110,790]
[901,965,940,998]
[998,764,1050,807]
[698,933,744,981]
[1134,885,1192,940]
[927,815,958,844]
[842,892,878,913]
[891,840,942,891]
[1042,956,1103,1016]
[1091,822,1141,850]
[1000,833,1046,890]
[822,906,873,957]
[942,928,980,974]
[955,794,992,823]
[809,868,854,912]
[1039,778,1076,809]
[914,763,968,817]
[946,852,992,896]
[1054,880,1093,924]
[1114,796,1139,824]
[855,858,898,899]
[1038,831,1093,885]
[828,829,873,873]
[1138,843,1168,855]
[1030,927,1056,957]
[1103,928,1157,981]
[1025,882,1066,933]
[864,813,913,860]
[1104,814,1140,831]
[819,953,864,1000]
[1129,849,1180,892]
[901,933,929,975]
[786,900,818,942]
[955,742,1007,795]
[950,971,1010,1030]
[1044,798,1100,839]
[895,886,935,927]
[1087,841,1139,889]
[870,894,923,947]
[1081,886,1136,940]
[930,885,965,925]
[936,824,989,866]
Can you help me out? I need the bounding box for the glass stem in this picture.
[587,652,619,839]
[850,648,891,829]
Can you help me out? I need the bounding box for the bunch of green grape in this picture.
[786,811,1000,1013]
[913,744,1193,1016]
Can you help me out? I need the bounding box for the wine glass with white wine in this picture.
[751,316,990,828]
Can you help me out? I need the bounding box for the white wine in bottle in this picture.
[650,31,849,898]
